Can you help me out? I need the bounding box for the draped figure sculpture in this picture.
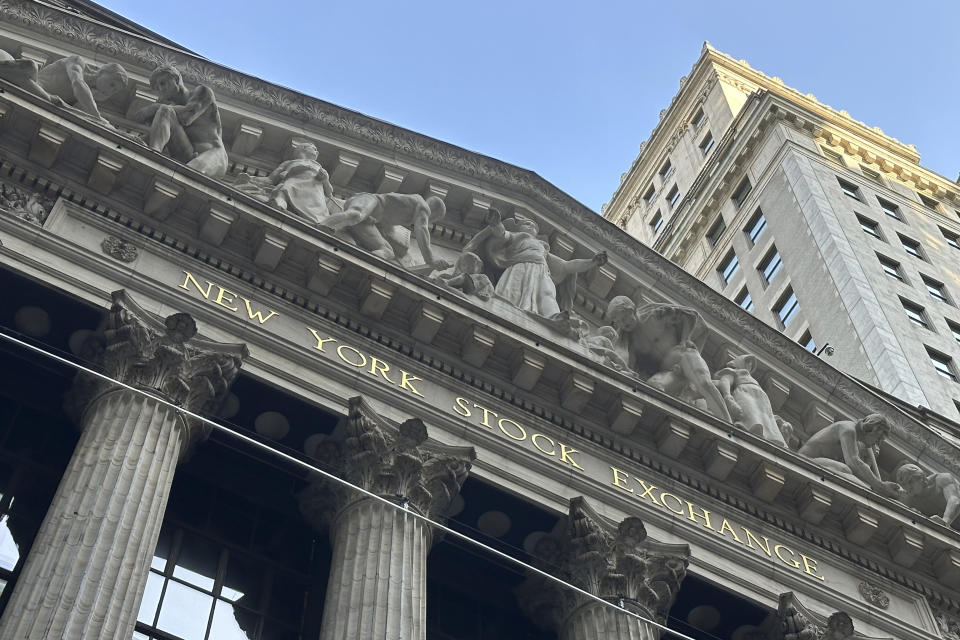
[714,353,787,446]
[234,137,333,224]
[463,208,606,319]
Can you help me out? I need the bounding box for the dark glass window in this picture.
[821,147,843,164]
[774,288,800,328]
[948,320,960,345]
[860,165,883,184]
[922,275,950,304]
[731,178,753,209]
[745,208,767,244]
[718,250,740,285]
[901,299,929,329]
[919,192,941,210]
[899,234,925,260]
[706,217,726,245]
[658,159,673,181]
[858,215,881,239]
[735,287,754,312]
[649,210,664,235]
[928,348,958,382]
[837,177,862,201]
[643,184,656,205]
[941,226,960,249]
[877,254,905,282]
[758,246,783,285]
[799,330,816,353]
[878,197,901,220]
[666,185,680,208]
[699,131,715,155]
[691,107,706,130]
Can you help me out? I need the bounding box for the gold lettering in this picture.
[659,492,685,515]
[307,328,337,352]
[474,404,498,428]
[336,345,367,367]
[610,467,633,492]
[774,544,801,569]
[717,519,743,544]
[368,357,397,384]
[531,434,556,456]
[559,444,584,470]
[686,502,714,530]
[179,271,215,298]
[453,397,472,418]
[241,297,278,324]
[399,370,424,397]
[742,528,772,556]
[637,481,662,506]
[213,286,239,311]
[498,418,526,441]
[801,554,825,581]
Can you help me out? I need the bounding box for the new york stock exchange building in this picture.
[1,2,960,640]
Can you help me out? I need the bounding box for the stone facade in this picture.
[0,4,958,640]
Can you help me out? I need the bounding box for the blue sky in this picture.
[99,0,960,212]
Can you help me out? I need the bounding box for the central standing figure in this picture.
[464,208,606,318]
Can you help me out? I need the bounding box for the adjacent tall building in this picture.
[4,5,960,640]
[604,44,960,423]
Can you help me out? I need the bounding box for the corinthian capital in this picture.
[70,290,248,420]
[517,496,690,630]
[298,396,475,531]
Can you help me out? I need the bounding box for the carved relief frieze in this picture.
[857,581,890,609]
[100,235,138,262]
[0,181,54,224]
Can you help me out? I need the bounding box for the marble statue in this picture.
[895,463,960,527]
[582,325,629,371]
[798,414,902,498]
[134,64,228,177]
[320,192,449,269]
[714,353,787,446]
[463,208,606,318]
[0,50,127,124]
[432,252,495,300]
[234,138,333,224]
[776,415,801,450]
[606,296,731,422]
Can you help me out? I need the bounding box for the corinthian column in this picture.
[298,396,475,640]
[0,291,247,640]
[517,497,690,640]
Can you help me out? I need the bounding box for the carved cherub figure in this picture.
[798,414,902,498]
[606,296,731,422]
[320,192,449,269]
[714,353,787,446]
[433,252,494,300]
[895,463,960,526]
[0,50,127,123]
[134,64,228,177]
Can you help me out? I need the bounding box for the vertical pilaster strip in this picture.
[299,397,475,640]
[0,291,247,640]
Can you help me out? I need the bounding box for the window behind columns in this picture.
[0,266,99,615]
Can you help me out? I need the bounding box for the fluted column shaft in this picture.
[0,390,185,640]
[0,291,246,640]
[561,601,658,640]
[320,498,430,640]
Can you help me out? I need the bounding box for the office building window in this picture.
[922,275,951,304]
[948,320,960,345]
[718,250,740,285]
[643,185,656,205]
[899,234,925,260]
[877,197,902,220]
[837,177,862,201]
[649,210,663,235]
[919,192,941,211]
[877,254,905,282]
[731,178,753,209]
[774,287,800,328]
[758,246,783,285]
[799,330,816,353]
[658,159,673,181]
[735,287,754,312]
[857,215,882,240]
[706,217,726,245]
[745,208,767,244]
[901,298,929,329]
[820,146,844,165]
[860,165,883,184]
[666,185,681,208]
[699,131,715,156]
[691,107,706,130]
[928,348,958,382]
[941,226,960,249]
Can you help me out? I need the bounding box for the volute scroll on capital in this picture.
[67,290,249,446]
[517,496,690,631]
[298,395,476,534]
